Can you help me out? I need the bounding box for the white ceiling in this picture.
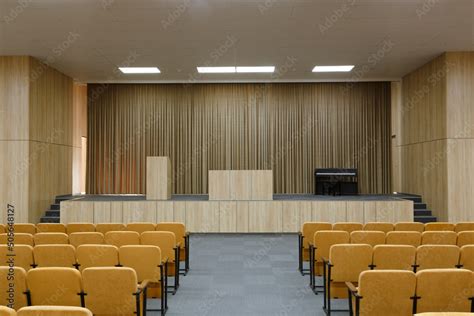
[0,0,472,83]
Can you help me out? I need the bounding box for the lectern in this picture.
[146,156,172,200]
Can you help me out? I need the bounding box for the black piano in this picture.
[314,168,358,196]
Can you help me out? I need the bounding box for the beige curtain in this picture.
[87,82,391,194]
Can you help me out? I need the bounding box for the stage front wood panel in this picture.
[146,157,172,200]
[87,82,391,195]
[209,170,273,200]
[60,199,413,233]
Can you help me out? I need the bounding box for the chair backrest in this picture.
[0,245,34,271]
[104,231,140,247]
[415,269,473,313]
[415,245,460,271]
[156,222,186,246]
[69,232,104,248]
[33,245,76,268]
[140,231,176,261]
[13,224,36,235]
[17,306,92,316]
[313,231,350,262]
[82,267,138,315]
[66,223,95,234]
[76,245,119,271]
[0,233,34,247]
[300,222,332,249]
[372,245,416,270]
[350,231,385,246]
[421,231,457,245]
[0,306,16,316]
[333,222,364,233]
[358,270,416,316]
[36,223,66,234]
[459,245,474,271]
[33,233,69,245]
[386,231,422,247]
[363,222,394,233]
[455,222,474,233]
[119,245,162,282]
[394,222,424,232]
[126,222,156,234]
[95,223,125,235]
[457,231,474,247]
[0,267,28,310]
[27,267,82,307]
[329,244,372,282]
[424,222,455,231]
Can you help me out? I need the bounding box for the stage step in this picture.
[414,215,438,223]
[399,193,437,223]
[414,209,432,217]
[40,195,75,223]
[414,203,427,209]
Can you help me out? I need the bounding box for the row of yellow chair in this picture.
[320,244,474,315]
[0,222,190,275]
[298,221,474,275]
[0,306,92,316]
[347,269,474,316]
[0,266,154,316]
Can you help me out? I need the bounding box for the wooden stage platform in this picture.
[60,194,414,233]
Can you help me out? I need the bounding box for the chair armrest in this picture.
[345,282,358,294]
[322,257,332,266]
[138,279,150,292]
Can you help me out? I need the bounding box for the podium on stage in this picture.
[146,156,172,200]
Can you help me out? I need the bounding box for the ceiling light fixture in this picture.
[236,66,275,73]
[119,67,161,74]
[312,65,354,72]
[197,66,236,73]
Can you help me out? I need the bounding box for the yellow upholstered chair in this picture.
[372,245,416,271]
[36,223,66,233]
[27,268,82,307]
[457,231,474,247]
[82,267,145,316]
[95,223,125,235]
[455,222,474,233]
[33,233,69,245]
[310,230,350,292]
[156,222,189,275]
[324,244,372,314]
[415,269,473,313]
[298,222,333,275]
[141,231,180,294]
[33,245,77,268]
[350,231,385,246]
[76,245,119,271]
[459,245,474,271]
[386,231,422,247]
[0,225,5,234]
[363,222,394,233]
[421,231,457,245]
[333,222,364,233]
[0,306,16,316]
[17,306,92,316]
[126,222,156,234]
[347,270,416,316]
[415,245,460,271]
[66,223,95,235]
[13,224,36,235]
[395,222,425,232]
[0,245,35,271]
[0,233,34,247]
[424,222,456,232]
[69,232,104,248]
[105,231,140,247]
[119,245,166,314]
[0,267,28,310]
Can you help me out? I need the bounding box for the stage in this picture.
[60,194,414,233]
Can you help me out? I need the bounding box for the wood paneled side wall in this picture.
[0,56,74,223]
[72,84,87,194]
[87,82,392,195]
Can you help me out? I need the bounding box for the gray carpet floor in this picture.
[147,234,348,315]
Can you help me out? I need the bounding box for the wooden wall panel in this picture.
[72,84,87,194]
[282,201,299,232]
[123,201,156,223]
[248,201,282,232]
[186,201,219,232]
[156,201,174,222]
[209,170,230,200]
[146,157,172,200]
[235,201,249,233]
[219,201,236,233]
[87,82,392,195]
[230,170,252,200]
[94,202,111,223]
[346,202,365,223]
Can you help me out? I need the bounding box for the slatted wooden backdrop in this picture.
[87,82,391,194]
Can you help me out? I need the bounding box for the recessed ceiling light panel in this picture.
[236,66,275,73]
[119,67,161,74]
[312,65,354,72]
[197,67,236,73]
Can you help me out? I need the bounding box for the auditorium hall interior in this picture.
[0,1,473,315]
